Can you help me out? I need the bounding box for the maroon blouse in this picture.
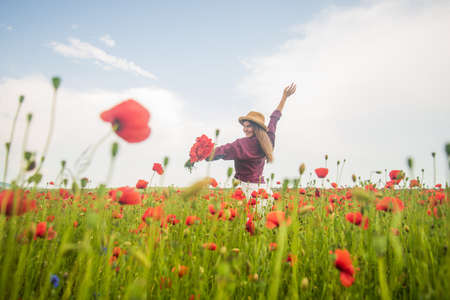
[207,110,282,183]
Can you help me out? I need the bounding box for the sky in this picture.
[1,0,449,188]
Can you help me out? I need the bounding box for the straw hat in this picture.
[238,111,268,132]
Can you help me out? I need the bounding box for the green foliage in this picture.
[0,186,448,299]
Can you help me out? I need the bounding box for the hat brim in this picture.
[238,116,268,132]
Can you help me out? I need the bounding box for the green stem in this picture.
[3,96,23,183]
[17,115,32,185]
[35,88,58,176]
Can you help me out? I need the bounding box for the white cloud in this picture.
[0,75,214,187]
[49,38,157,80]
[71,24,79,30]
[100,34,116,47]
[239,0,450,186]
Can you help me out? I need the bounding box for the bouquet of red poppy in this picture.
[185,134,214,172]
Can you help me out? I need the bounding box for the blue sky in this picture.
[1,0,449,188]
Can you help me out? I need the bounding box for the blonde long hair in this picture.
[252,124,274,163]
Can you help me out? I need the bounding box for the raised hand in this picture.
[283,83,296,98]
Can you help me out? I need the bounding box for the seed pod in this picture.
[111,142,119,157]
[299,163,306,175]
[301,277,309,289]
[227,167,233,178]
[52,77,61,90]
[407,156,413,169]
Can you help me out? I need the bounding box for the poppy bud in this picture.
[111,142,119,157]
[27,113,32,122]
[325,154,328,160]
[299,163,305,175]
[227,167,233,178]
[215,129,220,137]
[375,170,382,174]
[446,143,450,157]
[407,156,413,170]
[431,152,436,158]
[337,160,340,166]
[19,95,25,103]
[52,77,61,90]
[5,142,10,151]
[163,156,169,168]
[26,160,36,171]
[61,160,66,168]
[352,174,357,183]
[81,177,89,188]
[270,173,275,181]
[232,179,240,188]
[24,151,32,161]
[301,277,309,289]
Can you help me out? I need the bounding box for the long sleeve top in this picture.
[207,110,282,184]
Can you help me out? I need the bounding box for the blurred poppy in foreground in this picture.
[0,189,36,216]
[265,211,291,229]
[186,215,201,226]
[334,249,355,287]
[115,187,141,205]
[376,197,404,212]
[345,212,369,229]
[100,99,150,143]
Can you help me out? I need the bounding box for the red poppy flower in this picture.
[166,214,180,225]
[100,99,151,143]
[389,170,404,182]
[345,212,369,229]
[231,188,246,201]
[117,187,141,205]
[272,192,281,200]
[136,179,148,189]
[185,215,201,226]
[268,242,277,251]
[331,182,338,188]
[34,222,47,239]
[152,163,164,175]
[209,177,218,188]
[202,242,217,251]
[189,134,214,163]
[315,168,328,178]
[376,197,404,212]
[0,189,36,216]
[142,206,164,223]
[73,221,79,228]
[112,210,123,219]
[246,216,255,235]
[172,265,189,278]
[286,253,298,266]
[334,249,355,287]
[265,211,291,229]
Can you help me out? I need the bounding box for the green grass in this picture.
[0,185,449,299]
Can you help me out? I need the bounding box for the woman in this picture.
[207,83,296,211]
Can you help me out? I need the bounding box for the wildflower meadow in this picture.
[1,78,449,299]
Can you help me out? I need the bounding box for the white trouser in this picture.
[237,181,274,214]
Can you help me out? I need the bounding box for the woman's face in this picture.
[243,121,255,137]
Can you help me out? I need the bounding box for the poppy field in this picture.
[1,78,449,299]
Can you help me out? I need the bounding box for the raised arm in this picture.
[276,83,296,112]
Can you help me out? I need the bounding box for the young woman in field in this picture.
[207,83,296,211]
